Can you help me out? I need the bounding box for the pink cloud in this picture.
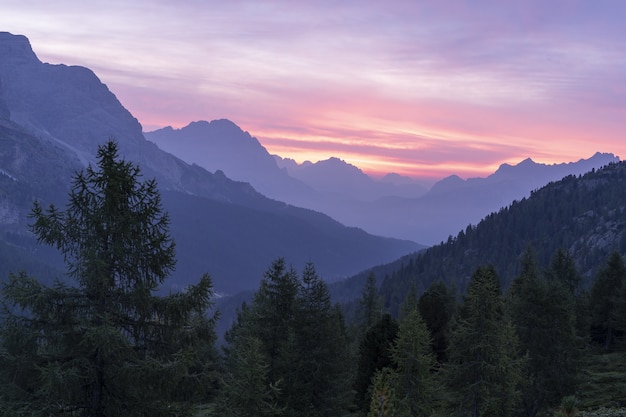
[4,0,625,181]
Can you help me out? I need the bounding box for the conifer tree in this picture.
[282,262,352,416]
[0,141,217,417]
[216,333,283,417]
[359,271,382,334]
[590,251,626,351]
[446,265,522,417]
[251,258,300,384]
[367,368,405,417]
[222,260,352,417]
[354,314,399,413]
[418,281,455,363]
[391,308,441,416]
[508,247,579,416]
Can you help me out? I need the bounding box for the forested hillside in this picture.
[3,141,626,417]
[332,160,626,315]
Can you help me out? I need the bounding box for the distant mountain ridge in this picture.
[146,117,619,245]
[0,32,421,294]
[331,160,626,315]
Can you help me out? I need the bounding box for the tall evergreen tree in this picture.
[367,368,404,417]
[548,248,582,295]
[391,308,442,416]
[548,249,590,341]
[354,314,399,413]
[446,265,522,417]
[251,258,300,385]
[0,141,217,417]
[290,262,352,416]
[359,272,382,334]
[418,281,455,363]
[222,260,353,417]
[590,251,626,351]
[216,333,283,417]
[508,247,579,416]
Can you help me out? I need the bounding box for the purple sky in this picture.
[3,0,625,179]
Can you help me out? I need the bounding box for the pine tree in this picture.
[291,262,352,416]
[359,271,382,334]
[590,251,626,351]
[0,141,217,417]
[367,368,405,417]
[418,281,455,363]
[391,308,441,416]
[216,333,283,417]
[508,247,579,416]
[354,314,399,413]
[446,265,522,417]
[251,258,300,385]
[222,260,353,417]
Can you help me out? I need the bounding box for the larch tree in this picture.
[0,141,217,417]
[590,251,626,351]
[446,265,523,417]
[508,247,579,417]
[391,308,442,416]
[354,314,399,413]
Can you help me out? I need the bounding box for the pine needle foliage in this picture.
[0,141,217,417]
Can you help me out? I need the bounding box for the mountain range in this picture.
[146,120,618,245]
[0,32,420,294]
[330,159,626,316]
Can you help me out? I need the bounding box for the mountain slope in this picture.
[0,32,421,293]
[331,160,626,313]
[146,114,618,245]
[145,120,315,203]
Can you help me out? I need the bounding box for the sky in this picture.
[2,0,625,180]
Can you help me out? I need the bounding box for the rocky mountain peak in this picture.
[0,32,40,66]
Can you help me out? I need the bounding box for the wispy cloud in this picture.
[1,0,625,179]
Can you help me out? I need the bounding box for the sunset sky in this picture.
[2,1,625,180]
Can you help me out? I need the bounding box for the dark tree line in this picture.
[1,141,625,416]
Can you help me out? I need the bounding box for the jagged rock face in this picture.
[0,32,258,201]
[0,32,143,159]
[0,32,422,294]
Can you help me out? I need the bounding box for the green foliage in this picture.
[354,314,399,413]
[590,252,626,351]
[0,141,217,417]
[359,271,382,334]
[391,308,442,416]
[368,162,626,312]
[221,259,352,417]
[576,351,626,411]
[215,334,283,417]
[418,281,456,362]
[508,247,581,416]
[367,368,405,417]
[446,265,523,417]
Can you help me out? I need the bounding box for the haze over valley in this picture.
[1,2,626,413]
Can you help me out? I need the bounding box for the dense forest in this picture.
[1,142,625,416]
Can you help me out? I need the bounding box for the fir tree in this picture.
[359,271,382,334]
[446,265,522,417]
[216,333,283,417]
[0,141,217,417]
[391,308,442,416]
[354,314,399,413]
[508,247,579,416]
[590,251,626,351]
[418,281,455,363]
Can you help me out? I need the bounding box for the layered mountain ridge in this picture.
[147,117,619,244]
[0,32,421,294]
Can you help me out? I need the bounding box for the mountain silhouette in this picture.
[0,32,421,294]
